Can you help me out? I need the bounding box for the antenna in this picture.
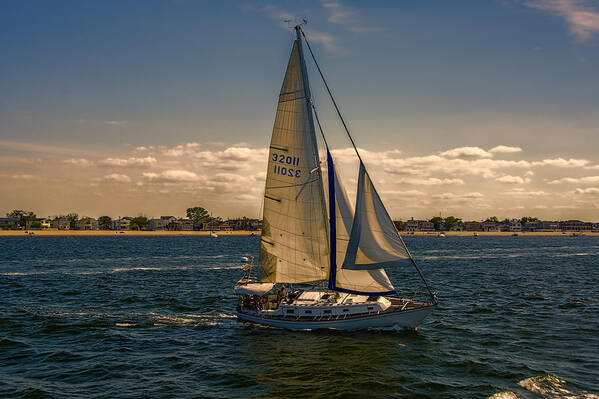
[284,17,308,29]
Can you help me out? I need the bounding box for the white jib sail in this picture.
[258,40,329,284]
[332,163,395,293]
[342,163,412,272]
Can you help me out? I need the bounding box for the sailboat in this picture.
[234,25,437,330]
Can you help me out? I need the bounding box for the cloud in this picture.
[525,0,599,41]
[440,146,493,159]
[104,120,128,126]
[63,158,93,167]
[496,175,530,184]
[302,28,342,54]
[533,157,590,167]
[431,192,484,200]
[101,173,131,183]
[489,145,523,153]
[0,173,35,180]
[161,142,201,157]
[502,188,547,196]
[575,187,599,195]
[394,177,464,186]
[322,1,384,32]
[143,170,201,183]
[547,175,599,184]
[98,157,157,167]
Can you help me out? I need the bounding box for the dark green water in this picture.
[1,235,598,398]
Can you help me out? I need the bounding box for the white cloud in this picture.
[63,158,93,167]
[533,157,590,167]
[575,187,599,195]
[143,170,201,183]
[489,145,523,153]
[98,156,157,167]
[322,1,384,32]
[526,0,599,41]
[431,192,484,200]
[101,173,131,183]
[395,177,464,185]
[502,188,547,196]
[440,146,493,159]
[496,175,530,184]
[547,175,599,184]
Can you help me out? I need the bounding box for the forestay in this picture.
[258,40,329,284]
[342,163,412,272]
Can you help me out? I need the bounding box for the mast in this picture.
[294,25,332,283]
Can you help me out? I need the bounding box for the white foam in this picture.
[488,392,520,399]
[518,375,599,399]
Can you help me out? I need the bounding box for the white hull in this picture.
[237,305,434,331]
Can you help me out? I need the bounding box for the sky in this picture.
[1,0,599,221]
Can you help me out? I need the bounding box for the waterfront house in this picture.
[50,218,70,230]
[559,220,589,232]
[482,221,500,232]
[464,221,482,231]
[77,217,99,230]
[537,221,559,232]
[0,217,20,230]
[112,217,131,231]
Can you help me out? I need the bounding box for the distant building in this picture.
[482,221,499,232]
[178,218,194,231]
[537,221,559,232]
[112,217,131,230]
[559,220,589,232]
[523,221,538,232]
[50,218,70,230]
[405,218,434,232]
[509,221,522,232]
[148,216,177,231]
[0,217,20,230]
[463,221,482,231]
[592,223,599,232]
[25,218,51,229]
[77,217,98,230]
[226,218,262,231]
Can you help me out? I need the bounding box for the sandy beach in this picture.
[1,230,597,237]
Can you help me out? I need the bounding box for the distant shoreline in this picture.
[0,230,260,236]
[1,230,597,237]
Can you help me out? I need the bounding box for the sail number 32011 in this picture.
[272,153,301,178]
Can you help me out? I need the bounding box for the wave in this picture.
[489,375,599,399]
[519,374,599,398]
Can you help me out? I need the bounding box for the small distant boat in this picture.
[210,231,218,238]
[234,25,436,331]
[473,232,479,237]
[512,233,519,237]
[438,232,446,237]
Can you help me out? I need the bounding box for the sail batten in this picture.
[258,39,329,284]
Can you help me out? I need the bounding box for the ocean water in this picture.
[1,235,598,398]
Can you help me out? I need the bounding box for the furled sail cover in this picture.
[331,160,395,294]
[342,163,412,271]
[258,40,329,284]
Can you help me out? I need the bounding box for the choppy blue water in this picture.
[1,235,598,398]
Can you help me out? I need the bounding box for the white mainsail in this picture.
[258,40,329,284]
[329,156,395,294]
[342,163,412,272]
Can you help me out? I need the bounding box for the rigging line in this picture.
[311,101,329,151]
[299,27,363,166]
[301,27,436,302]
